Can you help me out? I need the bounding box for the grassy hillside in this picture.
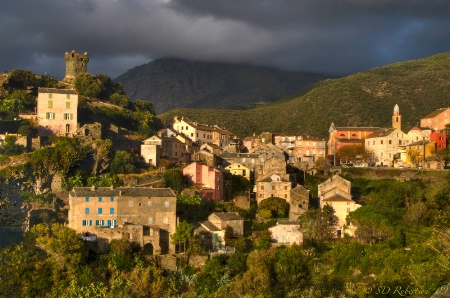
[158,52,450,138]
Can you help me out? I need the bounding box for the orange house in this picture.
[327,123,379,158]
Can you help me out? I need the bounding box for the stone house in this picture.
[318,175,360,237]
[274,133,326,165]
[37,88,78,137]
[269,220,303,246]
[289,185,310,221]
[183,162,224,201]
[68,187,177,254]
[256,173,292,204]
[196,212,244,251]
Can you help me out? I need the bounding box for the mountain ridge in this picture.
[114,57,332,114]
[157,52,450,138]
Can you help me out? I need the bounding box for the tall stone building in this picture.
[68,187,177,254]
[64,50,89,81]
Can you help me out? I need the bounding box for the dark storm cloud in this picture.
[1,0,450,79]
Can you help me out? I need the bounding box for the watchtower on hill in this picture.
[64,50,89,81]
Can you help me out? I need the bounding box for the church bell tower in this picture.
[392,104,401,130]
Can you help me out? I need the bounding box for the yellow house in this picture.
[405,140,435,167]
[225,162,251,181]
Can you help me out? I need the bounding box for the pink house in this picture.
[183,162,224,201]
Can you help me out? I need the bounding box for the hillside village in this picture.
[1,51,450,297]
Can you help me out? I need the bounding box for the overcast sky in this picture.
[2,0,450,80]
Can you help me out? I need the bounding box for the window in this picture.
[63,113,73,120]
[389,140,392,144]
[85,208,90,214]
[48,100,53,108]
[110,208,115,214]
[272,186,275,190]
[110,196,114,202]
[148,217,153,224]
[399,140,402,145]
[347,208,350,213]
[163,217,169,224]
[82,220,86,226]
[95,220,99,226]
[164,201,169,208]
[107,220,111,227]
[88,220,92,226]
[98,208,103,214]
[85,197,89,202]
[45,112,55,119]
[148,201,152,207]
[381,140,383,144]
[98,197,102,202]
[66,101,71,108]
[128,201,133,207]
[66,94,70,99]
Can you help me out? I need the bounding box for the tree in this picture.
[170,220,195,255]
[0,135,25,155]
[74,73,102,98]
[336,144,374,164]
[407,146,423,167]
[110,150,135,174]
[162,168,185,193]
[346,205,393,244]
[298,205,338,243]
[109,92,130,108]
[258,197,289,219]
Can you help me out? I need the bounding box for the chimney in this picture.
[91,185,96,191]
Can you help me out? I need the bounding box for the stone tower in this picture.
[392,104,401,129]
[64,50,89,81]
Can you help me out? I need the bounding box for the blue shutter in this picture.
[95,220,99,226]
[85,197,89,202]
[98,208,102,214]
[82,220,86,226]
[110,208,114,214]
[85,208,89,214]
[98,197,102,202]
[110,196,114,202]
[107,220,111,227]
